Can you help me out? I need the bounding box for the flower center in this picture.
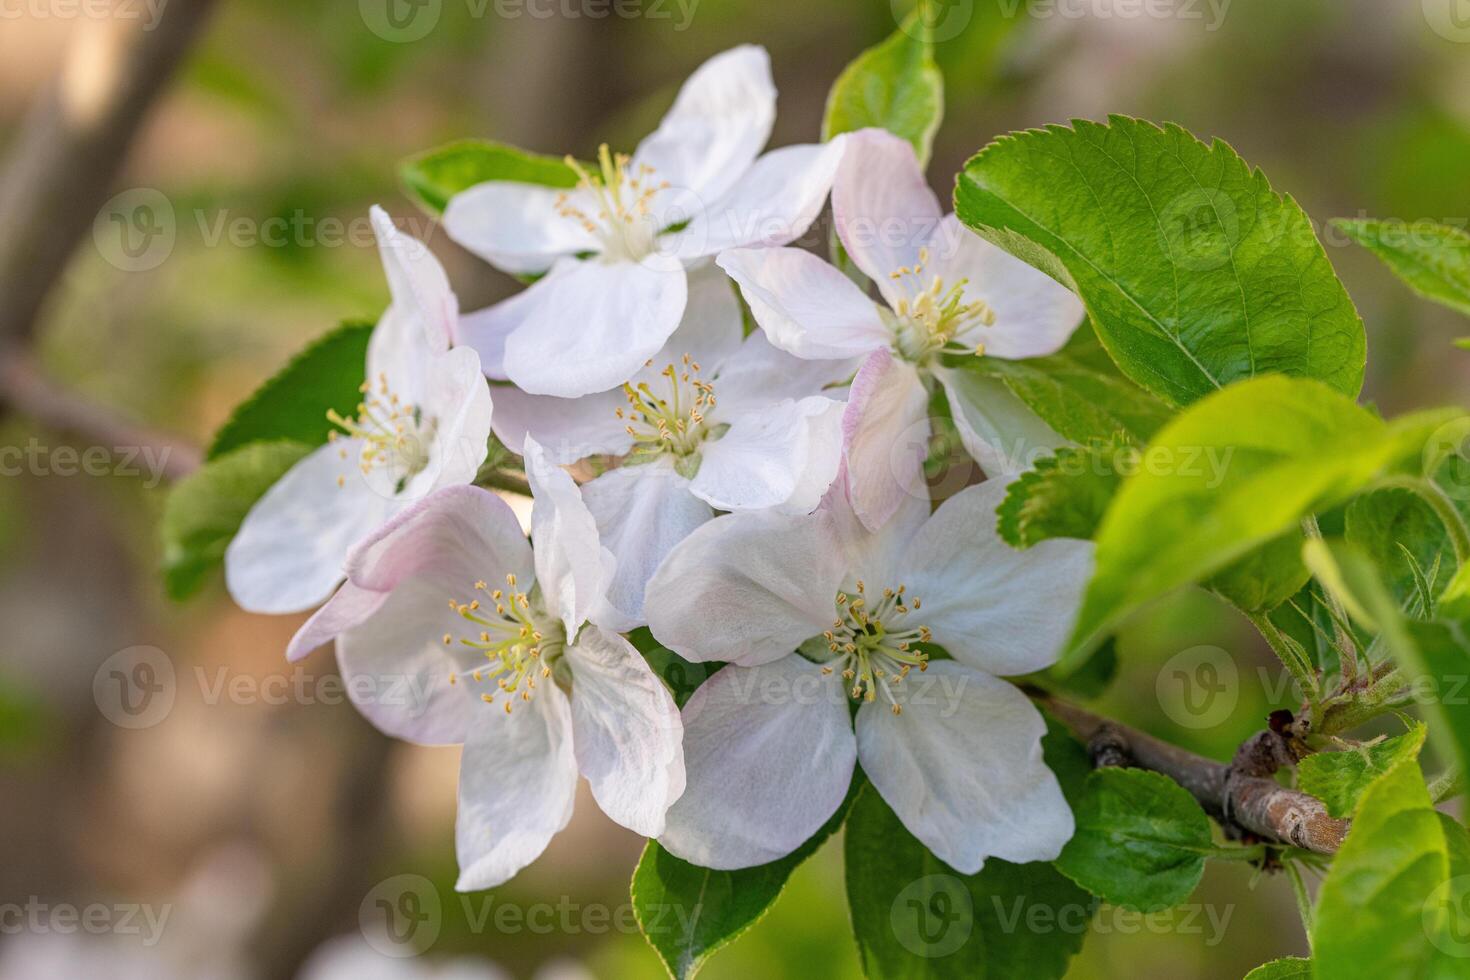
[327,373,434,492]
[559,144,669,264]
[886,247,997,364]
[820,580,931,715]
[443,574,566,716]
[616,354,722,475]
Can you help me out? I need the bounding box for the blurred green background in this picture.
[0,0,1467,977]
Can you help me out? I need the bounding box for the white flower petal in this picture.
[371,204,456,352]
[580,461,713,627]
[345,484,533,595]
[690,396,842,513]
[644,508,845,666]
[936,366,1067,477]
[455,683,579,891]
[709,330,862,413]
[632,45,776,202]
[525,436,613,634]
[412,346,495,497]
[502,258,689,397]
[926,213,1084,360]
[659,656,855,869]
[856,661,1074,873]
[676,140,847,259]
[892,479,1093,676]
[490,384,632,467]
[444,181,599,276]
[831,129,942,307]
[841,349,931,532]
[225,440,398,614]
[717,246,888,360]
[336,575,482,745]
[565,626,684,837]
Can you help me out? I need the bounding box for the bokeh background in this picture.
[1,0,1468,977]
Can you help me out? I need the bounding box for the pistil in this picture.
[820,580,931,715]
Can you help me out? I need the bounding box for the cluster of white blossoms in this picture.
[225,45,1094,890]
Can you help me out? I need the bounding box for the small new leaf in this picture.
[401,139,579,215]
[822,11,943,166]
[1334,218,1470,318]
[996,443,1124,549]
[1297,722,1427,818]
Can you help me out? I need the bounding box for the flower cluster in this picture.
[226,45,1092,890]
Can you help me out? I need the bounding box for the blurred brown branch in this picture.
[0,0,219,353]
[1041,695,1350,855]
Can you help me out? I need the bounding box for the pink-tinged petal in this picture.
[566,626,684,836]
[632,45,775,202]
[443,181,600,276]
[336,575,484,745]
[371,205,456,352]
[934,367,1066,477]
[659,656,854,869]
[717,246,888,361]
[675,140,848,259]
[455,683,578,891]
[225,440,398,615]
[580,462,713,628]
[856,662,1074,873]
[832,129,943,307]
[344,484,532,596]
[502,258,689,397]
[842,349,931,532]
[457,294,525,382]
[525,436,612,634]
[286,581,388,663]
[892,479,1094,676]
[690,396,843,513]
[926,213,1085,360]
[644,508,846,666]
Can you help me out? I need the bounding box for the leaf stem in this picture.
[1284,860,1314,937]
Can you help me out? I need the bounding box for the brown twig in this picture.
[0,0,219,352]
[1041,695,1350,855]
[0,352,201,480]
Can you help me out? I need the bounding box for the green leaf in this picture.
[1345,487,1454,610]
[1333,218,1470,317]
[400,139,579,215]
[207,320,374,460]
[1054,768,1213,910]
[996,444,1123,549]
[1061,375,1458,670]
[1311,747,1470,977]
[1207,530,1311,614]
[1297,722,1428,818]
[955,117,1365,407]
[1243,958,1312,980]
[843,783,1090,979]
[822,11,943,166]
[160,440,312,600]
[953,328,1173,447]
[631,776,859,980]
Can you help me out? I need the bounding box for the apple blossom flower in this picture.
[225,207,494,615]
[643,477,1092,873]
[286,437,683,890]
[717,127,1086,518]
[444,45,847,398]
[464,266,854,628]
